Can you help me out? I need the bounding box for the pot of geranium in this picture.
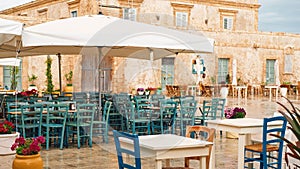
[11,136,45,169]
[28,74,38,91]
[137,88,144,95]
[224,107,246,138]
[64,70,73,96]
[0,120,19,155]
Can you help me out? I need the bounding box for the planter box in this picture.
[0,132,20,155]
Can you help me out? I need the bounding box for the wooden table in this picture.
[232,86,247,98]
[206,118,284,169]
[120,134,212,169]
[264,85,279,100]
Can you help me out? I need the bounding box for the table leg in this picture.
[155,159,163,169]
[269,88,272,100]
[165,159,170,167]
[199,156,206,169]
[238,134,246,169]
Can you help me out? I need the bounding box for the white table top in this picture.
[265,85,279,89]
[121,134,211,151]
[206,118,282,128]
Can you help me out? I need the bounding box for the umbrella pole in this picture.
[57,53,62,95]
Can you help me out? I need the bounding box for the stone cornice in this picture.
[0,0,64,14]
[171,2,194,9]
[175,0,261,9]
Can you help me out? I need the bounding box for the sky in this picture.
[0,0,299,34]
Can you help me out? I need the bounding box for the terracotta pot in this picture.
[12,153,43,169]
[64,86,73,96]
[0,132,19,155]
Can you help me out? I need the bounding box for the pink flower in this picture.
[11,136,45,155]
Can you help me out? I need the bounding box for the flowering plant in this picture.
[11,136,45,155]
[18,89,38,96]
[0,120,14,134]
[137,88,144,92]
[225,107,246,119]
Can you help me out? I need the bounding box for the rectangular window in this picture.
[3,65,22,91]
[284,55,293,73]
[176,12,188,27]
[161,58,175,91]
[266,59,275,84]
[223,16,233,30]
[123,8,136,21]
[71,10,78,17]
[217,58,229,84]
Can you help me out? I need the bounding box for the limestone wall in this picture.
[0,0,299,93]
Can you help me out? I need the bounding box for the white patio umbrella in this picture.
[275,60,280,86]
[0,18,23,45]
[232,59,237,85]
[21,15,214,59]
[0,58,21,66]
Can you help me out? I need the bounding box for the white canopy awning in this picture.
[0,58,21,66]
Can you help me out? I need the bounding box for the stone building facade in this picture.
[0,0,299,94]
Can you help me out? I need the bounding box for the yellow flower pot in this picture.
[13,153,43,169]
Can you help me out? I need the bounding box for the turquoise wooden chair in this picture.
[92,101,112,143]
[124,101,151,135]
[151,99,177,134]
[66,103,95,148]
[113,130,141,169]
[178,99,197,136]
[200,98,219,126]
[42,103,68,150]
[194,100,211,125]
[20,104,43,138]
[244,116,287,169]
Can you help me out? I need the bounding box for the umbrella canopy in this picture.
[21,15,214,60]
[0,58,21,66]
[0,18,23,45]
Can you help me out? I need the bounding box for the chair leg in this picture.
[77,126,81,149]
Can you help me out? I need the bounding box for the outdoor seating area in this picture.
[0,6,299,169]
[1,89,297,169]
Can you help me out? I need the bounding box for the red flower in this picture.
[0,120,15,134]
[11,136,45,155]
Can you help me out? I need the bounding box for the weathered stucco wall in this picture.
[0,0,299,93]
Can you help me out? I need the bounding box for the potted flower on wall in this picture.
[11,136,45,169]
[0,120,19,155]
[28,74,38,91]
[64,70,73,96]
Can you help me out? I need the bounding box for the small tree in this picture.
[10,66,19,90]
[64,70,73,86]
[45,56,54,94]
[28,74,38,86]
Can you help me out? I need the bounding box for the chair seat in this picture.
[245,143,279,152]
[67,122,91,127]
[42,123,64,128]
[92,121,106,125]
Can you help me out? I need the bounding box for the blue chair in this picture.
[151,99,177,134]
[113,130,141,169]
[20,104,43,138]
[92,101,112,143]
[66,103,95,148]
[42,103,68,150]
[194,100,211,125]
[124,101,151,135]
[244,116,287,169]
[178,99,197,136]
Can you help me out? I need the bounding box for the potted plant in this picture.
[28,74,38,91]
[64,70,73,96]
[10,66,19,91]
[11,136,45,169]
[137,88,144,95]
[45,57,54,95]
[274,98,300,167]
[0,120,20,155]
[224,107,247,138]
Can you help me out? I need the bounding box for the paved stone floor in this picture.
[1,95,299,169]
